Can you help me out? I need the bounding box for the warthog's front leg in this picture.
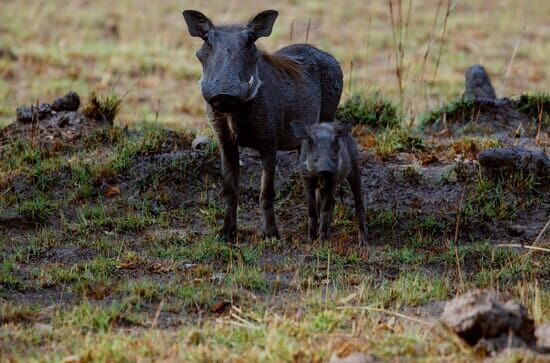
[260,150,280,239]
[209,109,239,242]
[219,141,239,241]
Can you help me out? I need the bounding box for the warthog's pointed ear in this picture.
[182,10,213,40]
[334,122,352,137]
[247,10,278,40]
[291,121,310,139]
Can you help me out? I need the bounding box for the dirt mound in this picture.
[423,64,549,138]
[422,97,540,136]
[0,92,108,152]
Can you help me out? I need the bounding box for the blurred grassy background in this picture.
[0,0,548,129]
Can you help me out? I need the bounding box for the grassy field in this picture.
[0,120,548,362]
[1,1,550,362]
[0,0,549,128]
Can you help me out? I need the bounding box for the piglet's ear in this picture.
[291,121,310,139]
[334,122,352,137]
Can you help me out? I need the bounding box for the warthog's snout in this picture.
[207,94,243,113]
[318,170,335,179]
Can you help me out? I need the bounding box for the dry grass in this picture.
[1,1,549,362]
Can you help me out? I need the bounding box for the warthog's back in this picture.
[275,44,343,121]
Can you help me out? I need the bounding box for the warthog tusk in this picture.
[248,75,254,88]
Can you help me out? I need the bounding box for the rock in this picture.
[464,64,497,100]
[478,147,550,177]
[16,103,52,123]
[52,91,80,112]
[440,290,536,353]
[38,103,52,118]
[15,106,33,122]
[0,210,36,229]
[536,324,550,351]
[192,135,211,150]
[329,352,380,363]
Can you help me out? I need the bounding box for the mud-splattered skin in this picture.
[183,10,343,241]
[293,122,368,243]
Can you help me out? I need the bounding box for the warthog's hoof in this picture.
[262,227,280,240]
[217,227,236,243]
[358,231,368,246]
[308,234,319,243]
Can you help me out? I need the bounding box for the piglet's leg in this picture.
[304,178,319,242]
[347,166,368,244]
[318,180,336,241]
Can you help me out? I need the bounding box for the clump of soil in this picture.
[478,147,550,178]
[441,289,550,356]
[0,91,114,152]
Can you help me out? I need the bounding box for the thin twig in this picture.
[404,0,413,40]
[504,22,526,80]
[336,306,434,327]
[217,319,261,330]
[419,0,443,84]
[151,299,164,328]
[431,0,452,85]
[348,60,354,96]
[496,218,550,280]
[363,18,372,88]
[155,99,161,123]
[388,0,404,106]
[453,180,468,293]
[532,218,550,248]
[495,244,550,253]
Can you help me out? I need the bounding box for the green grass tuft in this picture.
[336,93,401,128]
[517,92,550,127]
[83,92,122,124]
[16,193,57,224]
[374,127,427,157]
[419,97,477,129]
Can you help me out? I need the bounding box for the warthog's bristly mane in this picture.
[261,51,302,79]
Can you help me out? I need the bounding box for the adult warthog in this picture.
[182,9,343,241]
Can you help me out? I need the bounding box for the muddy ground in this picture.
[0,93,549,361]
[1,96,548,280]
